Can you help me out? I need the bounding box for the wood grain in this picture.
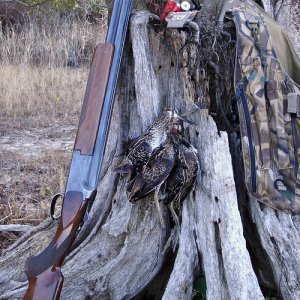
[23,192,87,300]
[74,43,114,155]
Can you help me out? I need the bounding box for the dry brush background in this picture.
[0,4,107,250]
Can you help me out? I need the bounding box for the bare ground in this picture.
[0,123,76,251]
[0,66,86,252]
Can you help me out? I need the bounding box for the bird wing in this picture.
[127,174,148,202]
[138,157,175,197]
[114,157,134,174]
[164,163,185,205]
[164,143,199,207]
[176,149,199,205]
[128,139,153,171]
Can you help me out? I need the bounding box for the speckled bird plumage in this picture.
[127,139,176,203]
[164,140,199,213]
[115,107,199,227]
[116,108,185,175]
[127,109,172,172]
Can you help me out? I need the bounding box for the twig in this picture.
[1,218,52,255]
[212,35,219,62]
[0,199,12,222]
[11,218,43,222]
[2,187,40,202]
[0,224,34,232]
[0,0,51,8]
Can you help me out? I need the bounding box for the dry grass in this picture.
[0,149,70,223]
[0,148,72,251]
[0,11,107,250]
[0,11,107,128]
[0,64,88,128]
[0,12,106,67]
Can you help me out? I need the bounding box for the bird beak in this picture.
[173,108,198,125]
[179,108,199,118]
[177,114,195,125]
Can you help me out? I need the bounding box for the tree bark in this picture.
[0,6,300,300]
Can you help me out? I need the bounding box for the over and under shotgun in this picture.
[23,1,133,299]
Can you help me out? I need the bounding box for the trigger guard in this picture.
[50,193,64,221]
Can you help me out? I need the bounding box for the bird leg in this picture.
[154,188,165,228]
[168,202,180,227]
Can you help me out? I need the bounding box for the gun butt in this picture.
[23,191,88,300]
[23,267,63,300]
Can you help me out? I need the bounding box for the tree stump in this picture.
[0,9,300,300]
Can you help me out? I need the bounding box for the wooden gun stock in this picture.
[23,269,63,300]
[24,191,89,300]
[75,43,114,155]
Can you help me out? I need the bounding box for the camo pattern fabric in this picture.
[226,0,300,213]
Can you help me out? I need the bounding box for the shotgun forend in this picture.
[23,0,133,299]
[74,44,114,155]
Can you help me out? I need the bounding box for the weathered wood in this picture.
[162,198,199,300]
[249,200,300,300]
[0,224,34,233]
[186,110,264,300]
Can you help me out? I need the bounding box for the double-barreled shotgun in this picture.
[23,1,132,299]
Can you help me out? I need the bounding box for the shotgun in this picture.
[23,1,132,299]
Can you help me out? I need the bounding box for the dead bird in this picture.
[163,140,199,226]
[127,138,176,227]
[115,108,193,176]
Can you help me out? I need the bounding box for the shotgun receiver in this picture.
[23,1,132,299]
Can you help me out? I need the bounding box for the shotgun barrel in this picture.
[23,1,132,299]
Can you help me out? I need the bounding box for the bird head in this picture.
[169,110,195,136]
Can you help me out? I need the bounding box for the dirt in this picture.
[0,123,76,250]
[1,124,75,157]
